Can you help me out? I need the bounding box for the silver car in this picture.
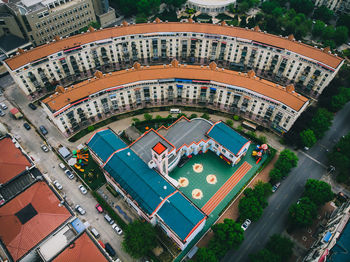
[53,180,63,190]
[75,204,86,215]
[78,185,88,194]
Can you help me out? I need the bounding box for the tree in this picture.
[322,25,335,40]
[261,1,280,14]
[240,15,247,27]
[78,21,101,33]
[190,113,198,119]
[288,197,317,227]
[304,179,334,206]
[313,5,333,23]
[337,14,350,34]
[122,220,157,258]
[300,129,317,148]
[211,219,244,250]
[238,1,250,14]
[290,0,314,14]
[269,168,283,183]
[144,113,153,121]
[162,0,186,10]
[155,115,163,120]
[196,247,218,262]
[239,195,263,221]
[328,133,350,184]
[201,113,210,120]
[266,234,294,261]
[310,108,333,139]
[226,119,234,127]
[274,149,298,174]
[250,248,280,262]
[334,26,349,45]
[312,20,326,37]
[252,181,272,208]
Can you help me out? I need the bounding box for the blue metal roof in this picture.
[87,129,127,162]
[157,192,205,241]
[71,218,85,234]
[207,122,249,155]
[104,148,175,215]
[323,231,332,243]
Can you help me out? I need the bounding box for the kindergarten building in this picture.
[87,117,251,249]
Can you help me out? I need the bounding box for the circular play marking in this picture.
[193,163,203,173]
[206,174,217,184]
[178,177,189,187]
[192,189,203,199]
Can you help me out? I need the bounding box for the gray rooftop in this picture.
[130,130,174,163]
[159,118,213,149]
[0,34,28,53]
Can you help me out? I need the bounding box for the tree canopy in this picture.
[266,234,294,261]
[303,179,334,206]
[274,149,298,174]
[300,129,317,148]
[196,248,218,262]
[328,133,350,184]
[290,0,314,14]
[122,220,157,258]
[313,5,333,23]
[288,197,317,227]
[310,108,333,139]
[250,248,280,262]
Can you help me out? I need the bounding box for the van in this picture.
[170,108,181,114]
[104,242,116,257]
[104,214,114,225]
[90,227,100,238]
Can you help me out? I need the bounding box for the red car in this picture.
[95,204,103,213]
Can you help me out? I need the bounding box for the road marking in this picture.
[299,150,327,168]
[276,202,282,210]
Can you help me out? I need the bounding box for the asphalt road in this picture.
[0,75,136,262]
[222,101,350,262]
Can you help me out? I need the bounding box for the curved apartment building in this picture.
[5,20,343,98]
[42,60,309,136]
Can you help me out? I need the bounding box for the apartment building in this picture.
[314,0,350,14]
[186,0,235,13]
[4,20,344,99]
[41,60,309,136]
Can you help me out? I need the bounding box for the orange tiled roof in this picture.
[0,137,32,184]
[0,181,71,261]
[5,22,342,70]
[43,63,308,113]
[152,142,167,155]
[53,233,108,262]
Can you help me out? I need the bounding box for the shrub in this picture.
[190,113,198,119]
[226,119,234,127]
[201,113,210,120]
[106,184,119,197]
[87,125,95,132]
[233,115,240,121]
[259,135,267,144]
[155,115,163,120]
[144,113,153,121]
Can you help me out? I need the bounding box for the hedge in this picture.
[91,191,127,229]
[106,184,119,197]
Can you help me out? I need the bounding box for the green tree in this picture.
[135,13,148,24]
[201,113,210,120]
[240,15,247,27]
[269,168,283,183]
[337,14,350,34]
[323,39,336,49]
[310,108,333,139]
[190,113,198,119]
[274,149,298,174]
[122,220,157,258]
[252,181,272,208]
[266,234,294,261]
[162,0,186,10]
[328,133,350,184]
[304,179,333,206]
[331,94,347,112]
[312,20,326,37]
[239,195,263,221]
[261,1,280,14]
[300,129,317,148]
[238,1,250,13]
[334,26,349,45]
[250,248,280,262]
[290,0,314,14]
[226,119,234,127]
[322,25,335,40]
[211,219,244,250]
[288,197,317,227]
[144,113,153,121]
[313,5,333,23]
[78,21,101,33]
[196,247,218,262]
[155,115,163,120]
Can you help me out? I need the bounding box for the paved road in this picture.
[0,75,136,262]
[223,102,350,262]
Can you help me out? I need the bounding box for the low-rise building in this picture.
[314,0,350,14]
[41,60,309,136]
[186,0,235,13]
[4,20,343,98]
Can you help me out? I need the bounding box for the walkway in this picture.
[202,161,252,215]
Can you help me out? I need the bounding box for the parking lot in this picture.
[0,76,137,262]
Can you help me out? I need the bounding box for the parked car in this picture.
[75,204,86,215]
[65,170,74,179]
[104,214,114,225]
[0,109,5,117]
[23,122,31,130]
[272,182,281,193]
[241,219,251,231]
[53,180,63,190]
[0,103,7,110]
[104,243,116,257]
[90,227,100,238]
[59,162,67,170]
[28,103,37,110]
[95,204,103,213]
[39,125,48,135]
[112,223,123,235]
[78,185,88,194]
[41,144,49,152]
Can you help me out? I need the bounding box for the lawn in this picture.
[73,152,106,190]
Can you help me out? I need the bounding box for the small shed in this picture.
[10,108,23,119]
[58,146,71,159]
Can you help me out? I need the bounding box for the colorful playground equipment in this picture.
[72,147,89,172]
[252,144,269,164]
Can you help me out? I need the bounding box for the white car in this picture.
[0,103,7,110]
[241,219,251,231]
[78,185,88,194]
[272,182,281,193]
[75,204,86,215]
[41,144,49,152]
[112,223,123,235]
[53,180,63,190]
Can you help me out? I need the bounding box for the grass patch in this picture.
[73,152,106,191]
[106,184,119,197]
[92,191,127,229]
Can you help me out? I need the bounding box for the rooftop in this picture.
[0,136,32,185]
[158,117,213,149]
[0,34,29,53]
[152,142,167,155]
[207,121,249,155]
[0,181,71,261]
[130,129,174,163]
[43,63,308,114]
[52,233,108,262]
[5,21,343,70]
